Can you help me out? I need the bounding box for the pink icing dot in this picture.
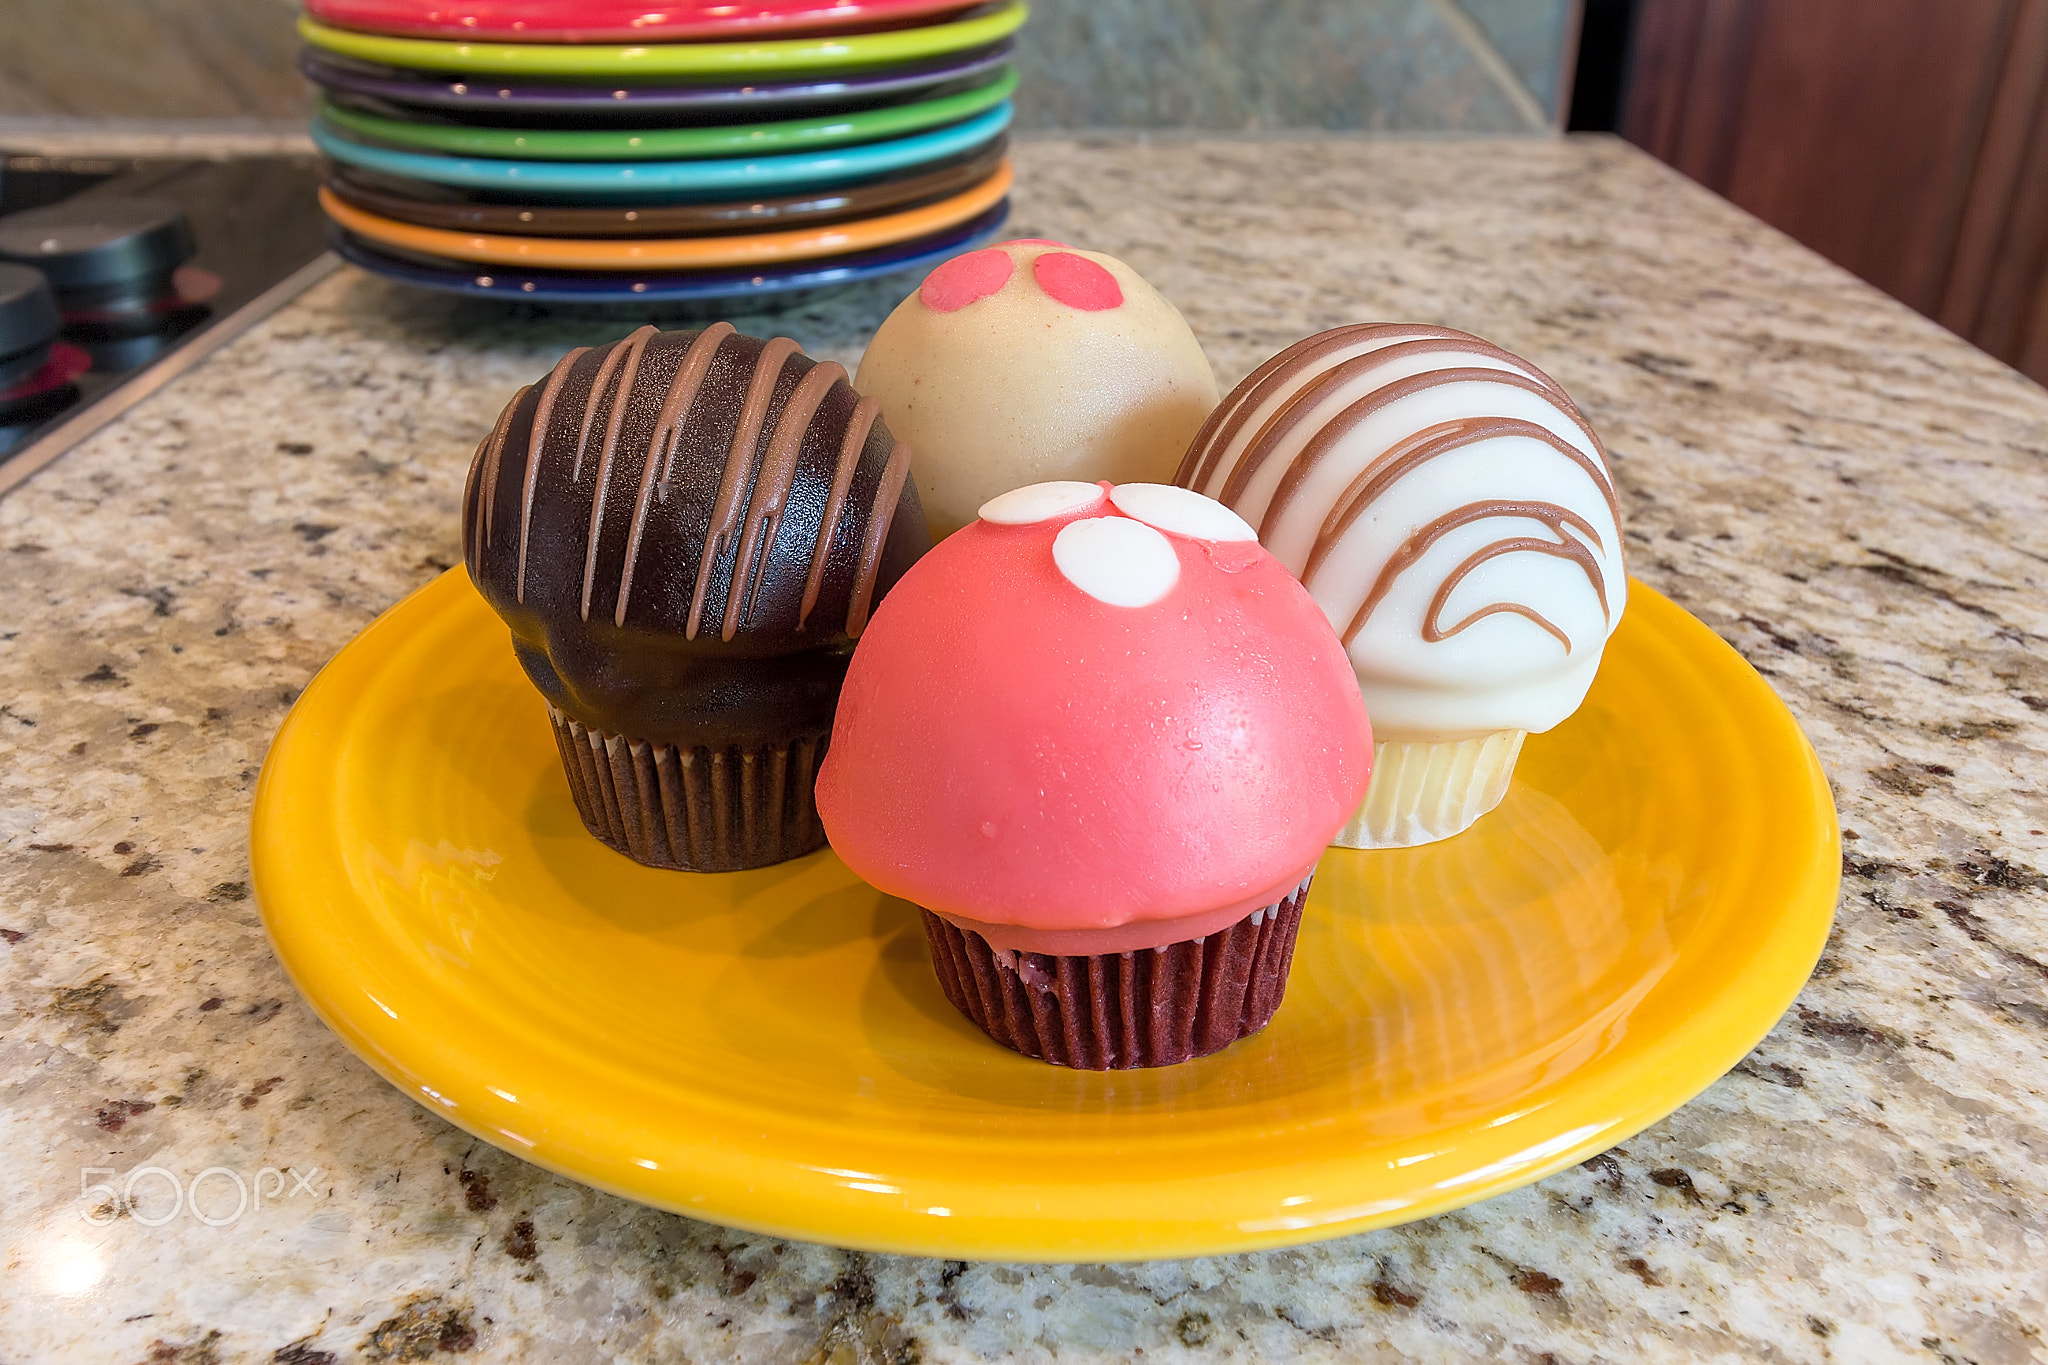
[919,248,1016,312]
[1033,251,1123,311]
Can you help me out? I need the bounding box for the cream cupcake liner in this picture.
[1332,730,1526,850]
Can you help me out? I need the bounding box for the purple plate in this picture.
[298,41,1015,127]
[331,198,1007,309]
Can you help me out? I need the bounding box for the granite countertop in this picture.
[2,135,2045,1364]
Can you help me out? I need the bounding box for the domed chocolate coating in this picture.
[462,323,931,752]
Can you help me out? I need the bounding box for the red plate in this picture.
[302,0,980,42]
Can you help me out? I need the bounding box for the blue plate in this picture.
[311,102,1011,197]
[331,198,1007,306]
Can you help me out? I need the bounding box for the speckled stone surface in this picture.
[2,135,2046,1363]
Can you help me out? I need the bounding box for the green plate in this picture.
[297,2,1027,78]
[316,69,1016,162]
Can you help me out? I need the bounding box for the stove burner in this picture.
[62,263,222,324]
[0,196,211,341]
[0,341,90,448]
[0,196,196,291]
[0,340,90,402]
[0,154,349,491]
[0,263,61,389]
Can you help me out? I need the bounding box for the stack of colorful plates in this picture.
[300,0,1024,306]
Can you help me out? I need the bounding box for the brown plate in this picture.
[323,136,1006,238]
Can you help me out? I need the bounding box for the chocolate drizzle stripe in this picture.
[1220,344,1440,509]
[1185,326,1590,502]
[516,346,589,603]
[845,436,912,638]
[1340,500,1607,650]
[615,323,734,629]
[1431,547,1580,651]
[578,325,657,623]
[1261,341,1581,527]
[461,436,482,560]
[799,396,880,631]
[1220,349,1563,518]
[1173,333,1335,492]
[570,328,648,485]
[722,359,845,641]
[475,384,525,549]
[1177,323,1401,492]
[1249,366,1611,540]
[1302,415,1618,585]
[1190,326,1567,497]
[473,425,494,550]
[687,335,802,641]
[644,321,736,491]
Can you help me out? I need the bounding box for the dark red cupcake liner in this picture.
[549,706,828,872]
[921,877,1312,1068]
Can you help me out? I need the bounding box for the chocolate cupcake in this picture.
[463,323,931,872]
[815,480,1372,1067]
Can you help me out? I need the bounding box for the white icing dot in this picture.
[978,481,1105,526]
[1052,517,1180,608]
[1109,483,1257,541]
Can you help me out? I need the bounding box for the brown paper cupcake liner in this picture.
[921,876,1312,1069]
[548,705,829,872]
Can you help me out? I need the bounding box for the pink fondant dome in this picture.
[816,480,1373,955]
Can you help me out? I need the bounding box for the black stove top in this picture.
[0,153,331,479]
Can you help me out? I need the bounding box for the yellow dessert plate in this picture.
[253,569,1838,1262]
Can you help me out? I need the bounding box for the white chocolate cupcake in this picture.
[854,239,1219,539]
[1176,323,1625,848]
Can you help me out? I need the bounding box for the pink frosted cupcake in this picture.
[815,480,1372,1067]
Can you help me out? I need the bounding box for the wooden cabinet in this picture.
[1624,0,2048,386]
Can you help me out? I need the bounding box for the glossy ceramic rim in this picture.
[322,138,1006,236]
[329,197,1005,300]
[297,41,1013,120]
[313,67,1014,160]
[310,102,1011,195]
[298,2,1027,77]
[303,0,980,43]
[253,572,1839,1261]
[317,160,1008,267]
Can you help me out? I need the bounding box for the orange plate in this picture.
[252,570,1838,1261]
[317,161,1010,270]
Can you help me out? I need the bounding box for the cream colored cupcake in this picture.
[854,238,1219,538]
[1177,323,1626,848]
